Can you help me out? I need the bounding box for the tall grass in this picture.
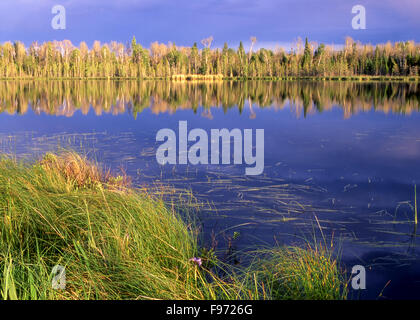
[250,244,347,300]
[0,152,347,300]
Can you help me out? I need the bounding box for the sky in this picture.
[0,0,419,49]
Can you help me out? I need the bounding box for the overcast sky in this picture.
[0,0,419,49]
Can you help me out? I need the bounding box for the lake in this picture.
[1,80,419,299]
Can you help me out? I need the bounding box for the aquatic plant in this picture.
[253,244,347,300]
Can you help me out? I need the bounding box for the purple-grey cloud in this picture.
[0,0,418,47]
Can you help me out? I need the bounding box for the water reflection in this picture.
[0,80,419,118]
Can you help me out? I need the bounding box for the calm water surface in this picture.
[1,80,420,299]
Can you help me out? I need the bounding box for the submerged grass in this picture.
[0,151,347,300]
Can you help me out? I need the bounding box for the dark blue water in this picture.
[1,81,420,299]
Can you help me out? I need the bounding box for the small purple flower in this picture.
[189,257,202,267]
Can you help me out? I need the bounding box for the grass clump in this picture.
[247,244,347,300]
[39,152,131,190]
[0,152,347,300]
[0,152,214,299]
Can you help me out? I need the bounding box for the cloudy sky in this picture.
[0,0,419,48]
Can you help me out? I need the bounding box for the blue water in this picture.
[1,82,420,299]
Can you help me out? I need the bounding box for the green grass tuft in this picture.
[252,245,347,300]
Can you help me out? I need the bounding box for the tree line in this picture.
[0,37,419,78]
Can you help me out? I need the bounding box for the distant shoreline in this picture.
[2,39,419,80]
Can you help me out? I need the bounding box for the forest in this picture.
[0,36,419,79]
